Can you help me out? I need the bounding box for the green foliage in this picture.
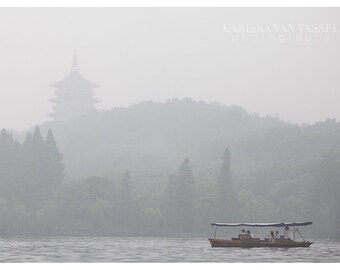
[117,170,134,234]
[0,198,32,236]
[2,101,340,238]
[162,158,195,234]
[216,147,234,220]
[0,127,65,236]
[36,176,117,236]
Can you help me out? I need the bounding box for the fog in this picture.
[1,8,340,240]
[0,8,340,131]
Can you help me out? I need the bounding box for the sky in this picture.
[0,8,340,131]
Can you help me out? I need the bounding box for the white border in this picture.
[1,0,340,7]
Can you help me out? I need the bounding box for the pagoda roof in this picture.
[51,70,98,89]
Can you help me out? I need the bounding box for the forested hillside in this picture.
[1,99,340,238]
[40,98,291,179]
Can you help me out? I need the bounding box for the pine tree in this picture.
[32,126,45,149]
[176,158,195,234]
[44,129,65,190]
[163,158,196,234]
[19,127,64,209]
[216,147,233,220]
[19,127,46,209]
[0,129,20,200]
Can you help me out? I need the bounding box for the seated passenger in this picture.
[269,231,275,242]
[246,230,253,238]
[275,231,280,239]
[238,229,246,239]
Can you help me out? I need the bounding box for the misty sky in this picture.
[0,8,339,131]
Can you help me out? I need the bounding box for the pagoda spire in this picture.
[71,41,78,72]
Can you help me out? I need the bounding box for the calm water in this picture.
[0,237,340,262]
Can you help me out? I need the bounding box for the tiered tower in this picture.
[49,50,99,121]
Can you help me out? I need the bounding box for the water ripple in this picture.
[0,237,339,262]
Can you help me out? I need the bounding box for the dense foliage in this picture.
[1,99,340,238]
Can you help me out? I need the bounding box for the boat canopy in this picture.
[211,222,312,227]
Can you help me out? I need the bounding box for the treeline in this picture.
[0,128,64,209]
[0,127,64,235]
[0,125,234,236]
[1,126,340,237]
[1,99,340,238]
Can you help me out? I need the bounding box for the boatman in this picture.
[284,226,292,239]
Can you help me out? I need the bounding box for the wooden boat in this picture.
[209,237,313,248]
[209,222,313,248]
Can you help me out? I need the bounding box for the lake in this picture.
[0,237,340,262]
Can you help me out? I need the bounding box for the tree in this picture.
[164,158,195,234]
[0,129,20,200]
[177,158,195,233]
[44,129,65,191]
[308,151,340,237]
[117,170,132,233]
[162,174,180,232]
[216,147,233,220]
[19,127,47,209]
[17,127,65,210]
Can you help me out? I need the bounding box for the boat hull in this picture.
[209,238,313,248]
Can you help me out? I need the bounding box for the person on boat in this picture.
[239,229,246,239]
[269,231,275,242]
[275,231,280,239]
[246,230,253,238]
[284,226,290,239]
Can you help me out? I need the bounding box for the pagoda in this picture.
[48,50,99,122]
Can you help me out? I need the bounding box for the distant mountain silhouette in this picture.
[36,98,339,181]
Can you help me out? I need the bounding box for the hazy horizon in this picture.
[1,7,340,131]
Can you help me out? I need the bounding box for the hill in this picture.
[39,98,295,179]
